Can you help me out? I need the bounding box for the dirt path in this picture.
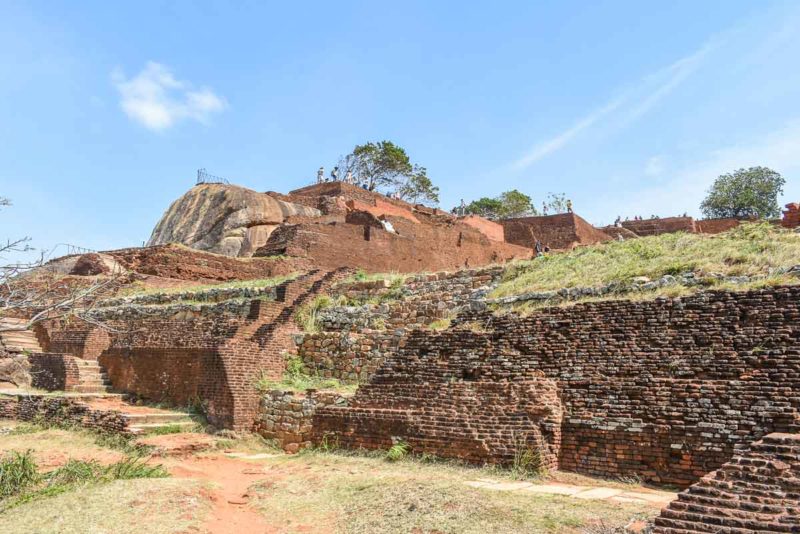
[166,455,279,534]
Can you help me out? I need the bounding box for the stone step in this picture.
[71,384,115,393]
[128,421,197,435]
[124,413,195,425]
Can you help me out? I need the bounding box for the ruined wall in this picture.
[254,390,348,452]
[42,324,110,360]
[257,218,529,274]
[298,331,397,382]
[694,217,742,234]
[784,202,800,229]
[41,269,350,430]
[0,394,130,434]
[108,244,307,282]
[501,213,611,250]
[28,353,80,391]
[316,287,800,486]
[654,432,800,532]
[621,216,695,236]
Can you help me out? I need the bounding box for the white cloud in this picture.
[644,155,665,177]
[112,62,227,131]
[510,42,715,171]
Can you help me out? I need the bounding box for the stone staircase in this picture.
[70,359,115,394]
[0,318,42,354]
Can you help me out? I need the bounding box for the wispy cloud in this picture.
[595,120,800,222]
[510,42,715,171]
[644,155,665,177]
[112,62,227,131]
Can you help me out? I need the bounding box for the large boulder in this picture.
[148,183,321,257]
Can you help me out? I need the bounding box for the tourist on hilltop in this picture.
[566,199,573,213]
[614,216,622,227]
[459,199,466,216]
[542,202,548,216]
[331,166,340,182]
[345,170,353,184]
[317,166,324,184]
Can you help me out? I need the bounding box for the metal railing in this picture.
[197,168,230,185]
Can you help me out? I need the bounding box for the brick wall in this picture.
[42,324,110,360]
[783,202,800,229]
[315,286,800,486]
[29,353,80,391]
[256,216,530,274]
[42,268,351,430]
[654,432,800,532]
[501,213,611,250]
[108,244,308,282]
[2,394,130,433]
[298,331,397,382]
[621,216,696,236]
[694,217,742,234]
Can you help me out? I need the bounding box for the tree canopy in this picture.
[337,141,438,204]
[464,189,537,219]
[700,167,786,219]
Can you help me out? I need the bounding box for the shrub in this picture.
[0,450,39,498]
[385,441,410,462]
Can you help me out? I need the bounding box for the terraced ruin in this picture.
[3,182,800,532]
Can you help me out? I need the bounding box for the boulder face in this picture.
[148,183,320,257]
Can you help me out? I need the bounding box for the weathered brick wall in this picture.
[42,324,110,360]
[29,353,80,391]
[654,432,800,532]
[694,217,741,234]
[108,244,308,282]
[316,287,800,486]
[42,268,351,430]
[254,390,348,452]
[257,219,529,274]
[784,202,800,229]
[621,216,696,236]
[501,213,611,250]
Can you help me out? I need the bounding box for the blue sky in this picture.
[2,0,800,261]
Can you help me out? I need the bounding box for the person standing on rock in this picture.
[566,199,573,213]
[345,170,353,184]
[331,166,339,182]
[317,167,324,184]
[542,202,548,216]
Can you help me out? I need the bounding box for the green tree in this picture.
[464,197,504,219]
[463,190,538,219]
[497,189,535,218]
[700,167,786,219]
[396,166,439,204]
[338,141,439,203]
[542,192,568,214]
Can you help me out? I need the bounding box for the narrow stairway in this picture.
[0,318,42,354]
[71,359,115,394]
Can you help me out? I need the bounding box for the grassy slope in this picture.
[252,451,659,534]
[493,223,800,298]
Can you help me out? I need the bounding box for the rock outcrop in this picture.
[148,183,320,257]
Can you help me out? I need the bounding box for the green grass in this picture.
[295,295,338,332]
[250,448,660,534]
[256,355,359,394]
[118,272,299,298]
[493,222,800,299]
[0,451,168,511]
[346,269,407,285]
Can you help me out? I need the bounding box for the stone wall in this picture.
[0,394,130,434]
[315,286,800,487]
[254,389,349,452]
[298,331,398,382]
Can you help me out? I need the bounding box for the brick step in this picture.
[658,506,793,531]
[71,384,115,393]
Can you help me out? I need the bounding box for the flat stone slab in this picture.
[465,479,676,507]
[573,487,623,500]
[223,452,281,460]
